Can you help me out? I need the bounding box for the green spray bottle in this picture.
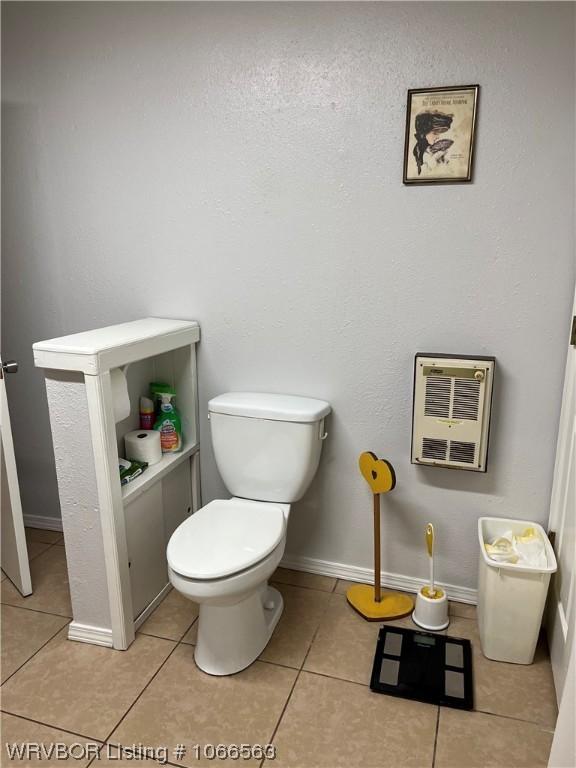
[153,392,183,453]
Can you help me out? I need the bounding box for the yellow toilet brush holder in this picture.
[413,523,449,631]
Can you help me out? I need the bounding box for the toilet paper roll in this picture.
[124,430,162,465]
[111,367,131,423]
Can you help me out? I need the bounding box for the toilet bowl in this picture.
[168,498,289,675]
[167,392,331,676]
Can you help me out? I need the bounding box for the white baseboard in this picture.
[280,553,477,605]
[23,514,63,532]
[22,513,477,605]
[68,622,113,647]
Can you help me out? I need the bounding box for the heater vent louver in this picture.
[452,379,481,421]
[449,441,476,464]
[424,376,451,418]
[422,438,448,461]
[412,354,495,472]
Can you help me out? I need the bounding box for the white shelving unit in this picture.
[34,318,201,650]
[121,439,198,505]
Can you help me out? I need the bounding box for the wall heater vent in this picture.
[412,354,495,472]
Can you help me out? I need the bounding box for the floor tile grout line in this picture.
[26,531,63,544]
[255,657,301,673]
[0,619,71,687]
[294,587,334,673]
[174,615,199,645]
[87,745,106,768]
[177,638,314,673]
[0,600,72,619]
[270,579,335,595]
[88,744,183,768]
[300,599,331,670]
[431,706,440,768]
[138,630,185,642]
[259,668,301,768]
[101,639,181,746]
[27,543,54,562]
[1,539,60,594]
[472,707,556,732]
[258,601,332,767]
[300,667,370,689]
[0,708,104,744]
[2,539,71,618]
[0,601,72,620]
[173,636,312,673]
[26,537,63,558]
[138,615,198,645]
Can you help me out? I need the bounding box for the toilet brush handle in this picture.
[426,523,435,594]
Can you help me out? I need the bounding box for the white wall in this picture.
[2,2,574,591]
[44,371,112,631]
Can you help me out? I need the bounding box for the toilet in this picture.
[167,392,331,675]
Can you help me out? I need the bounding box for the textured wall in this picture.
[44,371,111,630]
[2,2,574,590]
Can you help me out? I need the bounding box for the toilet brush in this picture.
[425,524,438,598]
[413,523,449,631]
[346,452,414,621]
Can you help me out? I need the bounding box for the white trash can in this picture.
[478,517,557,665]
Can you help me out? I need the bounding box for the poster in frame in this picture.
[403,85,479,184]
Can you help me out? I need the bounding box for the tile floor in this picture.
[0,530,557,768]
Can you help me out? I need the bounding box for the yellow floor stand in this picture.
[347,453,415,622]
[347,583,414,621]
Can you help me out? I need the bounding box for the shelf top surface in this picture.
[34,318,199,356]
[122,440,199,504]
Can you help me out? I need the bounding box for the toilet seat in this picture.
[167,499,286,580]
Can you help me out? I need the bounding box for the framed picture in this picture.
[403,85,479,184]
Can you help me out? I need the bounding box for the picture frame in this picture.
[403,85,479,185]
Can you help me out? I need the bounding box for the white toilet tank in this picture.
[208,392,331,503]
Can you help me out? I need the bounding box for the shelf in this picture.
[34,317,200,374]
[121,440,199,505]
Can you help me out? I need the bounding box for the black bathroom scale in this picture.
[370,626,473,710]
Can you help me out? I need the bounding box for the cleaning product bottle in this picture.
[150,382,173,416]
[139,396,155,430]
[153,392,182,453]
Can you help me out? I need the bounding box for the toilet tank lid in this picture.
[208,392,331,423]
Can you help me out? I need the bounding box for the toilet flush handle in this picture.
[319,423,328,440]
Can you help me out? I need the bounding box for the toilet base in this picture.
[194,585,283,675]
